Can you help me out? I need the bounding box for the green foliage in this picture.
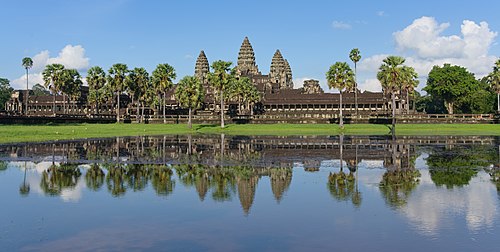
[61,69,83,100]
[377,56,406,93]
[0,161,7,171]
[175,75,204,110]
[328,171,361,207]
[42,63,65,94]
[32,83,50,96]
[126,67,150,101]
[379,169,421,208]
[423,64,490,114]
[107,63,129,93]
[22,57,33,70]
[208,60,234,128]
[208,60,233,92]
[487,59,500,94]
[87,66,107,108]
[326,62,354,91]
[0,78,13,110]
[152,63,176,94]
[349,48,361,65]
[426,145,496,188]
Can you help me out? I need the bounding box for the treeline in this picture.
[416,62,500,114]
[15,59,261,128]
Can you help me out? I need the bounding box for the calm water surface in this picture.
[0,135,499,252]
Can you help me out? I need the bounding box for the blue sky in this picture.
[2,0,499,92]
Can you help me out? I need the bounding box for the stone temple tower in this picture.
[269,50,293,90]
[195,50,209,84]
[236,37,261,76]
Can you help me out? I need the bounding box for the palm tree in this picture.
[87,66,107,115]
[152,64,176,123]
[42,63,65,115]
[175,75,205,128]
[22,57,33,115]
[61,69,83,114]
[487,59,500,112]
[326,62,355,128]
[127,67,150,122]
[401,66,419,114]
[208,60,233,128]
[107,64,129,123]
[349,49,361,116]
[377,56,406,132]
[228,76,254,114]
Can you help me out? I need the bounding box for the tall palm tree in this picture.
[208,60,233,128]
[487,59,500,112]
[61,69,83,114]
[175,75,205,128]
[326,62,355,128]
[107,63,129,123]
[349,49,361,116]
[127,67,150,122]
[400,66,419,114]
[87,66,107,115]
[377,56,406,132]
[42,63,65,115]
[152,64,176,123]
[22,57,33,115]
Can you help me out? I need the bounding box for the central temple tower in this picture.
[236,37,261,76]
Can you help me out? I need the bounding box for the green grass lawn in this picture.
[0,123,499,144]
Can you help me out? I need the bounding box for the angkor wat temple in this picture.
[4,37,414,123]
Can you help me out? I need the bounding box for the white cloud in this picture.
[11,45,90,90]
[400,171,497,235]
[377,11,385,17]
[359,78,382,92]
[332,21,351,30]
[358,17,498,93]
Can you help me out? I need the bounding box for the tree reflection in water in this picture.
[426,145,496,189]
[40,163,82,196]
[150,165,175,197]
[85,164,105,191]
[19,162,30,196]
[105,164,127,197]
[328,135,361,208]
[379,143,420,209]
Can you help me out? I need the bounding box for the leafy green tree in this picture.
[426,145,496,188]
[0,78,13,111]
[401,66,419,113]
[377,56,407,131]
[487,59,500,112]
[127,67,150,122]
[326,62,355,128]
[208,60,233,128]
[31,83,50,96]
[228,76,259,114]
[61,69,83,114]
[42,63,65,115]
[152,63,176,124]
[242,79,261,115]
[22,57,33,115]
[107,63,129,122]
[349,48,361,115]
[87,66,107,114]
[424,64,478,114]
[175,75,205,128]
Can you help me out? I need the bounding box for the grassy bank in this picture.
[0,123,499,144]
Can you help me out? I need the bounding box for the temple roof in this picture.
[195,50,209,83]
[237,37,260,75]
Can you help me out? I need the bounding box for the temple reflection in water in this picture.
[1,135,499,216]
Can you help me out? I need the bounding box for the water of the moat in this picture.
[0,135,499,251]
